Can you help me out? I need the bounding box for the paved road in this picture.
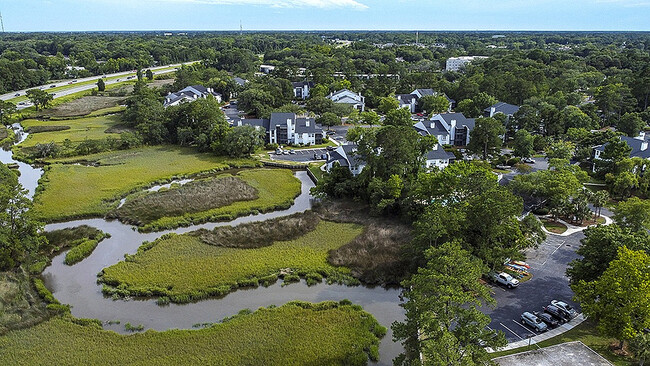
[483,232,583,342]
[2,61,199,110]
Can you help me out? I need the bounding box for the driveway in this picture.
[483,232,583,342]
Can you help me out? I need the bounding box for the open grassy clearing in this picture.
[20,113,124,148]
[490,320,636,366]
[100,220,363,303]
[35,96,125,118]
[32,146,259,222]
[0,301,385,366]
[113,169,302,232]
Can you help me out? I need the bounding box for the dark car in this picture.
[326,146,335,151]
[534,311,560,328]
[544,304,570,323]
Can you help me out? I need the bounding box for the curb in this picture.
[487,313,586,353]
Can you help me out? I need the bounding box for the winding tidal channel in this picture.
[0,124,405,365]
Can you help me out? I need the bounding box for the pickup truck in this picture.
[488,272,519,289]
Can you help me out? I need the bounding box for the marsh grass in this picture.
[127,169,302,232]
[37,96,125,118]
[27,226,109,272]
[19,113,123,148]
[0,301,385,366]
[32,146,259,222]
[99,220,362,302]
[108,176,258,226]
[193,211,321,249]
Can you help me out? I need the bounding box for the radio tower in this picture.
[239,20,243,36]
[0,12,5,33]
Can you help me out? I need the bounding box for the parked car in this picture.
[50,85,56,88]
[521,312,548,332]
[289,149,296,155]
[275,148,283,155]
[326,130,336,135]
[551,300,578,319]
[533,311,560,328]
[522,157,535,164]
[14,93,20,96]
[488,272,519,289]
[282,150,289,155]
[326,146,335,151]
[543,304,570,323]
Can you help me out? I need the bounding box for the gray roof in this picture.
[595,135,650,159]
[434,113,476,131]
[485,102,520,116]
[426,145,456,160]
[295,118,321,134]
[270,113,297,129]
[238,118,270,130]
[416,88,435,97]
[327,150,350,167]
[341,145,365,167]
[396,94,417,103]
[413,120,449,136]
[233,77,247,86]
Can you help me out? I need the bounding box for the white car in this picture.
[551,300,578,318]
[489,272,519,289]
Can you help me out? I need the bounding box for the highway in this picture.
[1,61,199,110]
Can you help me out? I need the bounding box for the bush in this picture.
[533,207,550,215]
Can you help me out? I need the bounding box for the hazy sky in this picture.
[2,0,649,32]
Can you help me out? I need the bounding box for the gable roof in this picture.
[432,112,476,130]
[269,113,297,129]
[426,145,456,161]
[485,102,520,116]
[233,77,247,86]
[396,94,417,104]
[413,120,450,136]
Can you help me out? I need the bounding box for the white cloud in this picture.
[147,0,368,9]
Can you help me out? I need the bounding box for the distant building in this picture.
[163,85,222,108]
[396,89,455,113]
[260,65,276,74]
[327,89,365,111]
[233,77,248,87]
[236,112,324,146]
[484,102,520,118]
[424,143,456,170]
[292,81,314,99]
[445,56,488,72]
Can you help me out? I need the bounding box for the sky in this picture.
[1,0,649,32]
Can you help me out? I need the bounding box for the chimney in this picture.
[306,120,310,127]
[430,122,434,128]
[643,141,648,151]
[451,120,457,129]
[433,144,438,150]
[490,107,496,116]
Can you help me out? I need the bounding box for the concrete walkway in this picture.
[540,214,612,237]
[487,314,586,352]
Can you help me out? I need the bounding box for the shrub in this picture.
[64,239,100,265]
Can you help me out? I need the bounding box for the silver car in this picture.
[551,300,578,319]
[521,311,548,332]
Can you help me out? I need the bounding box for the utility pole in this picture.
[0,12,5,33]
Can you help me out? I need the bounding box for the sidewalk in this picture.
[487,314,586,352]
[540,214,612,237]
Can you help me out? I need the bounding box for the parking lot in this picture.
[268,148,332,163]
[482,232,583,342]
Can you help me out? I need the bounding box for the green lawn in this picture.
[20,113,124,147]
[0,301,386,366]
[32,146,259,222]
[308,163,325,181]
[541,219,568,234]
[100,220,363,302]
[112,169,302,232]
[491,320,636,366]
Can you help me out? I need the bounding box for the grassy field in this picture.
[0,301,386,366]
[20,113,124,148]
[490,320,636,365]
[119,169,302,232]
[100,220,363,302]
[32,146,259,222]
[36,96,125,119]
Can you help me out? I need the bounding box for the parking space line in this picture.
[542,240,565,266]
[499,322,525,341]
[511,319,538,336]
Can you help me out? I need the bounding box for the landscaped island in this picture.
[0,301,386,366]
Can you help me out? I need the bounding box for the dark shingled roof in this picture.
[426,145,456,160]
[485,102,521,116]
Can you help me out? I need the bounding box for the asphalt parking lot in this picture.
[268,148,332,163]
[482,232,583,342]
